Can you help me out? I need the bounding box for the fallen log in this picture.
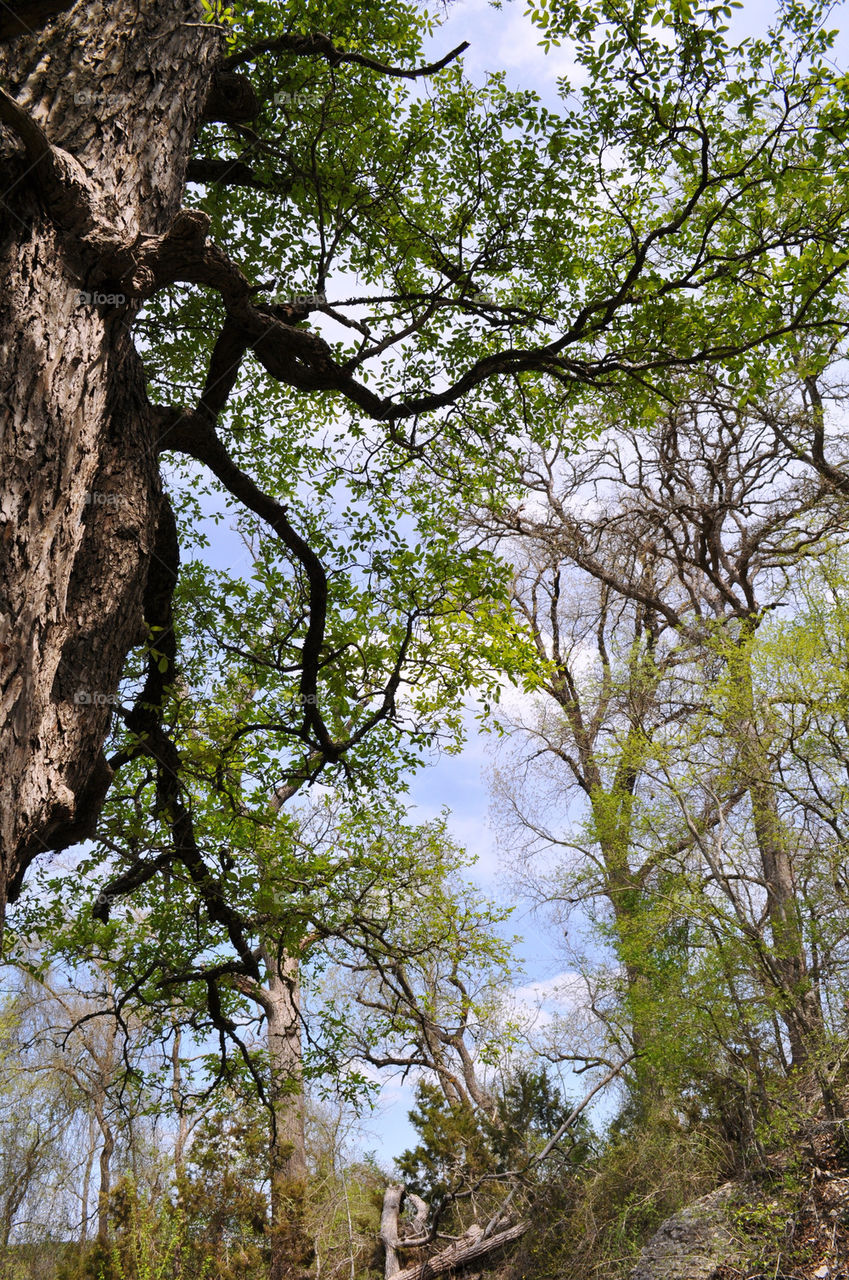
[390,1220,530,1280]
[380,1187,530,1280]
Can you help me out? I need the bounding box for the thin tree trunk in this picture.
[79,1109,98,1245]
[262,943,309,1280]
[96,1115,114,1245]
[171,1022,188,1176]
[94,1006,117,1245]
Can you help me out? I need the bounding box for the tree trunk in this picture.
[262,943,309,1280]
[94,1005,118,1245]
[0,0,220,919]
[96,1115,114,1245]
[380,1185,405,1279]
[79,1109,97,1244]
[725,632,823,1067]
[171,1021,189,1176]
[590,743,660,1109]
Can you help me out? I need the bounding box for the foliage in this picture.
[397,1067,591,1232]
[175,1106,268,1280]
[504,1104,723,1280]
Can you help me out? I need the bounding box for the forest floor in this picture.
[714,1120,849,1280]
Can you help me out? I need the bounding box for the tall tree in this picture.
[476,369,849,1093]
[2,0,849,930]
[12,789,517,1279]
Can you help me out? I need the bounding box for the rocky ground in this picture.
[716,1122,849,1280]
[622,1118,849,1280]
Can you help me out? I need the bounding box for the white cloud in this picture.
[508,968,587,1029]
[430,0,585,102]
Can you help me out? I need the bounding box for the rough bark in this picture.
[0,0,220,918]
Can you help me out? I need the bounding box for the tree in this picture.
[474,366,849,1116]
[381,1059,618,1280]
[2,0,849,934]
[13,787,519,1279]
[0,991,78,1257]
[397,1067,589,1214]
[0,964,175,1269]
[176,1099,270,1280]
[4,965,172,1248]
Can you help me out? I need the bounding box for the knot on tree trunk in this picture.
[96,208,213,298]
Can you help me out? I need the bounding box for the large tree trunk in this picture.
[0,0,220,918]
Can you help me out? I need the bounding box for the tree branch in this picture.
[185,157,270,190]
[225,33,469,80]
[153,408,334,753]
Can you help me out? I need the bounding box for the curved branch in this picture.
[197,316,250,423]
[0,85,51,162]
[154,408,333,752]
[225,33,469,80]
